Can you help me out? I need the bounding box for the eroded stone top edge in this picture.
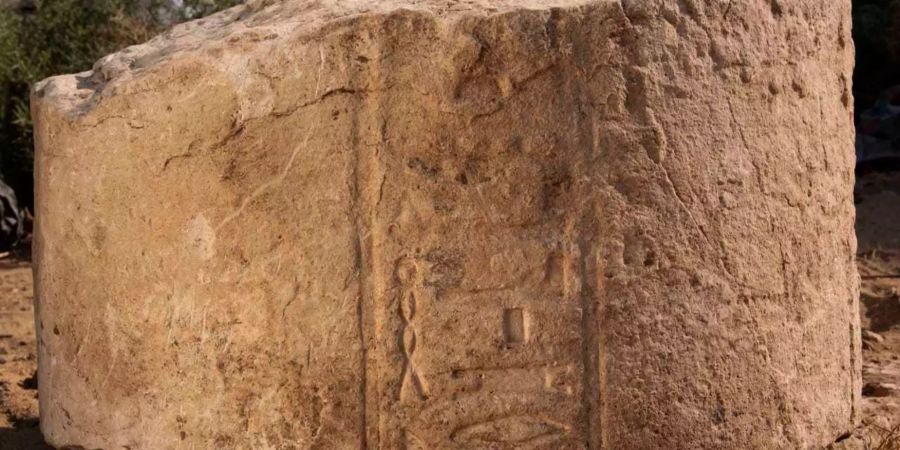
[32,0,608,120]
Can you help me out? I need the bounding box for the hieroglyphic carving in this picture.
[447,364,576,397]
[503,307,527,345]
[375,140,596,446]
[450,415,571,446]
[396,258,428,401]
[404,430,429,450]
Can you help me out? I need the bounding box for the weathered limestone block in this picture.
[31,1,859,448]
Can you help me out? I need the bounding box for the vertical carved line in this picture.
[573,65,604,447]
[574,51,605,446]
[576,204,603,449]
[349,77,371,450]
[351,17,387,449]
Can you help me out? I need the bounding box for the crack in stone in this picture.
[272,87,381,119]
[215,126,313,232]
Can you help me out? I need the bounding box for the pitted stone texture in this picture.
[31,0,858,449]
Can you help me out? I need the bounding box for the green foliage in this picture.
[180,0,241,20]
[0,0,237,207]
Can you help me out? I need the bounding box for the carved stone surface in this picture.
[31,0,859,448]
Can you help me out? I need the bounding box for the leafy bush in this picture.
[0,0,238,208]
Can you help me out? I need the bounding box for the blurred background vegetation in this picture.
[0,0,237,209]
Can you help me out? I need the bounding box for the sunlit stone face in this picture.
[31,0,858,449]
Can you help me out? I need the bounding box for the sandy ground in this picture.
[856,170,900,447]
[0,261,49,450]
[0,171,898,449]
